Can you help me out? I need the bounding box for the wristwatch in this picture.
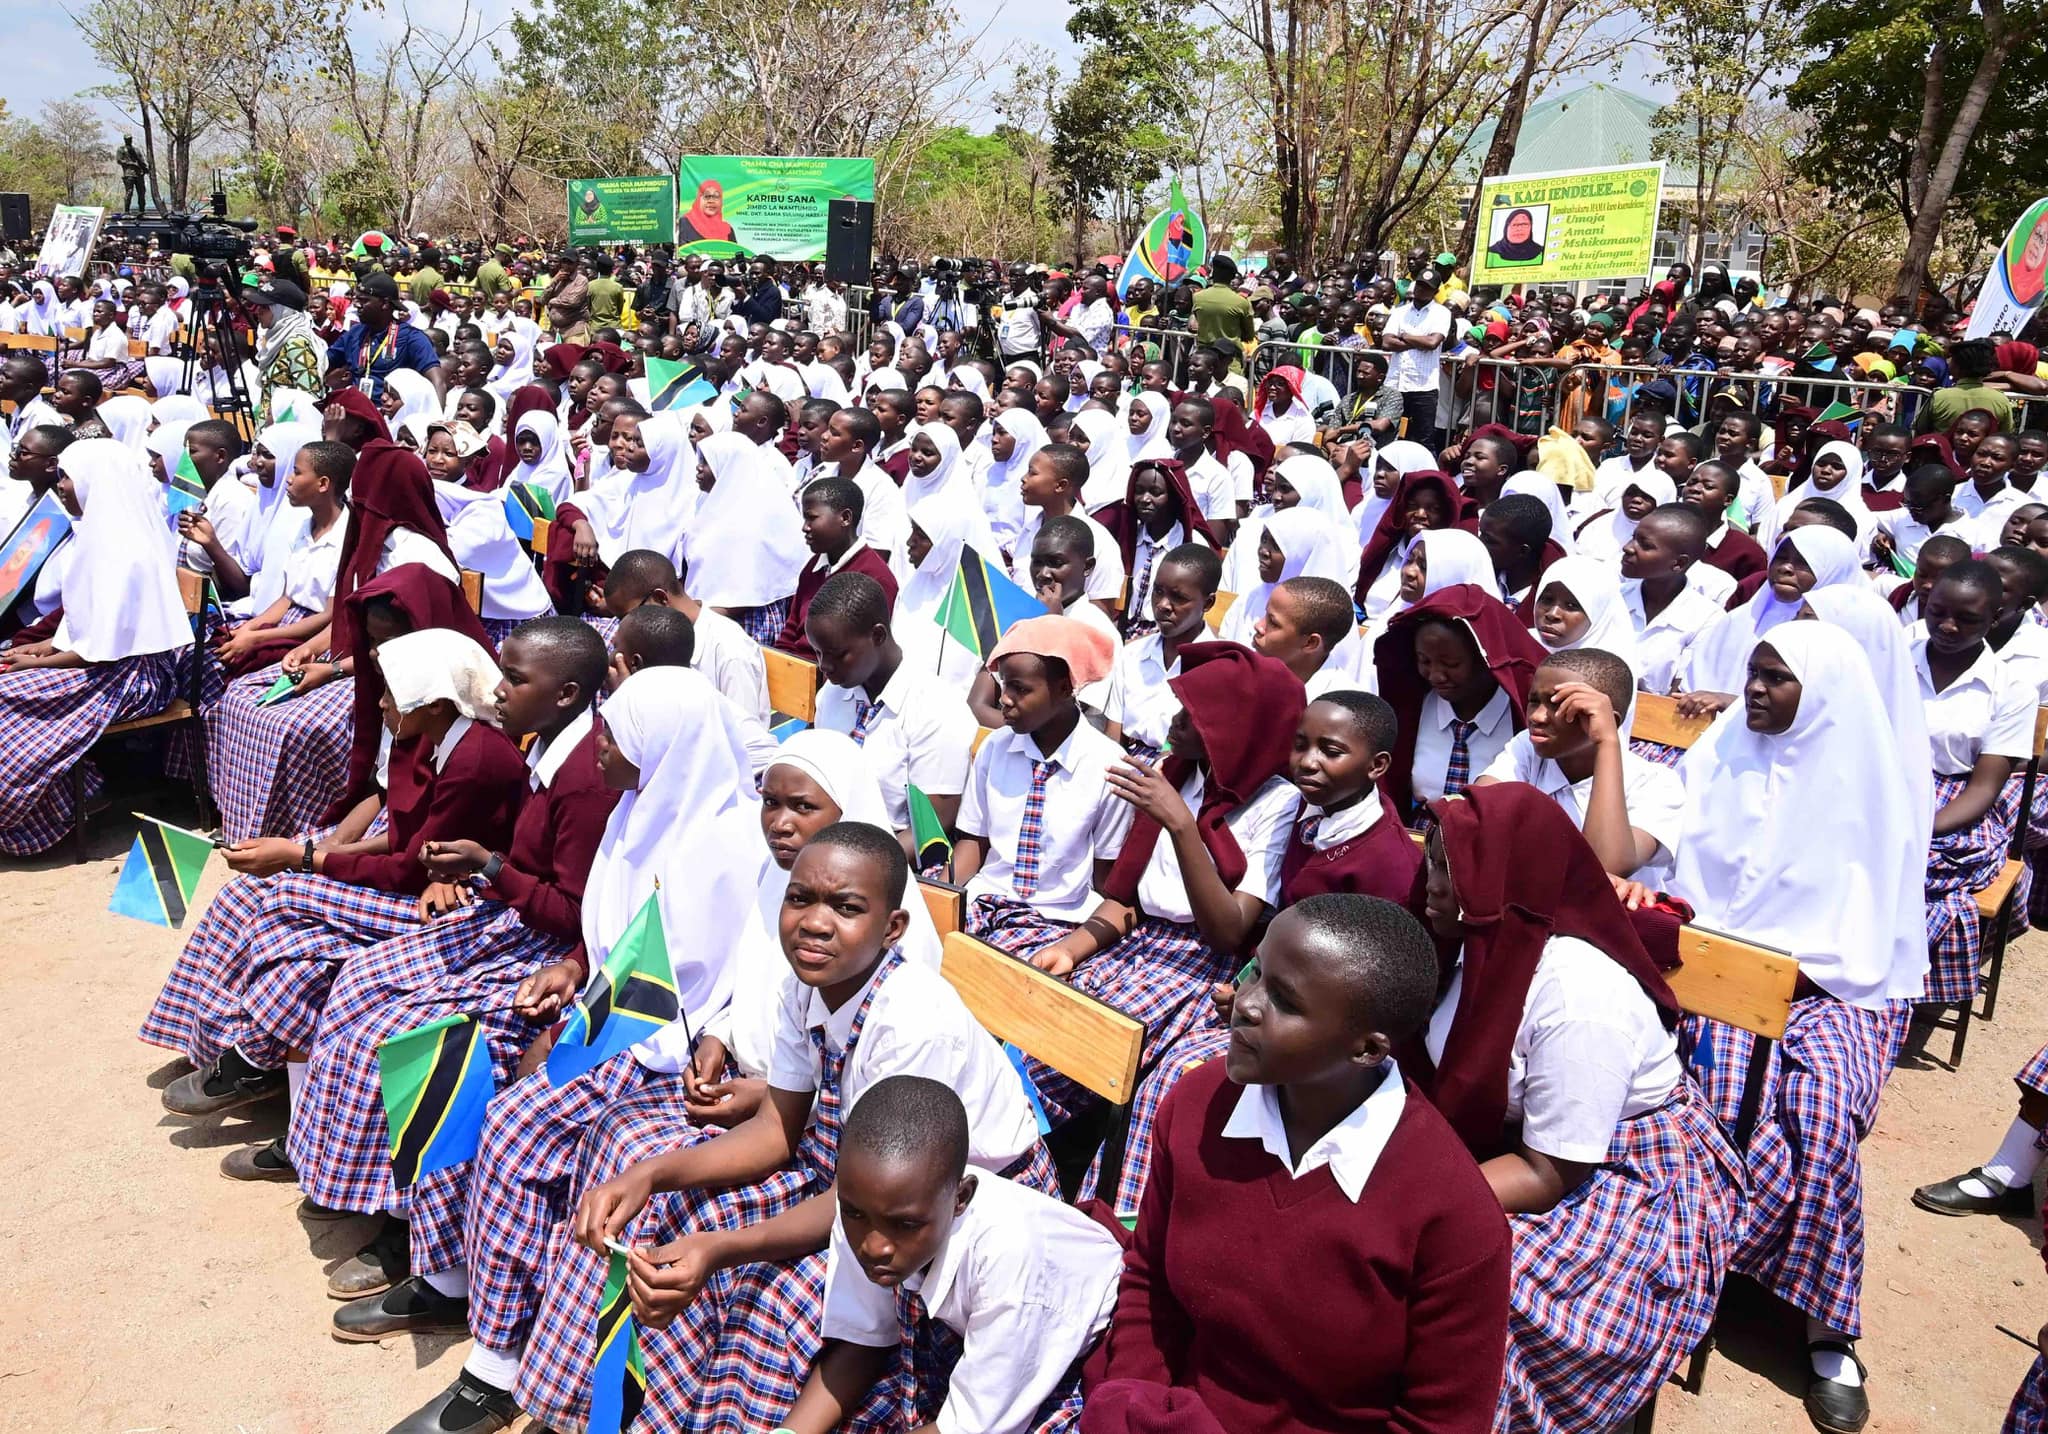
[478,852,505,886]
[301,838,316,872]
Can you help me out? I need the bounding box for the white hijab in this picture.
[376,627,502,721]
[50,439,189,662]
[1502,469,1576,556]
[1574,467,1677,561]
[144,357,187,398]
[383,368,440,442]
[585,666,764,1034]
[1803,584,1935,837]
[1760,439,1875,556]
[1125,392,1173,463]
[1351,441,1433,544]
[488,330,536,398]
[577,411,698,566]
[715,729,947,1076]
[1680,525,1861,694]
[1074,407,1131,511]
[894,421,996,582]
[246,421,324,611]
[152,394,208,427]
[432,480,555,621]
[682,432,809,607]
[1408,528,1498,605]
[1225,453,1352,597]
[96,395,153,449]
[1220,505,1354,643]
[895,492,985,691]
[1533,553,1639,672]
[509,409,574,505]
[986,407,1046,491]
[1671,620,1929,1009]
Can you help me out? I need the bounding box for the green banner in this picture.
[567,176,677,247]
[1470,162,1664,286]
[674,156,877,262]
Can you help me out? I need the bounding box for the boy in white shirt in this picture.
[599,548,769,722]
[809,570,979,853]
[1619,504,1726,695]
[1009,443,1125,617]
[957,615,1133,958]
[1475,647,1682,885]
[1252,575,1361,701]
[1104,544,1218,754]
[781,1075,1122,1434]
[1871,464,1968,574]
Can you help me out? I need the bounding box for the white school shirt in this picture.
[1961,486,2035,551]
[1424,935,1682,1165]
[958,721,1134,922]
[820,1172,1122,1434]
[1101,629,1188,750]
[1062,593,1124,713]
[280,509,348,612]
[1581,454,1653,518]
[689,604,770,722]
[1477,731,1684,885]
[7,395,65,443]
[1224,448,1256,506]
[811,459,910,561]
[1684,554,1737,606]
[1995,619,2048,704]
[1223,1055,1408,1200]
[1411,686,1514,805]
[1133,771,1296,923]
[816,661,979,828]
[1731,460,1775,533]
[1301,785,1386,849]
[1623,581,1723,695]
[86,324,129,363]
[1381,301,1450,393]
[379,525,461,583]
[179,474,263,576]
[1913,632,2034,774]
[1359,537,1412,620]
[1011,508,1125,604]
[1127,522,1187,620]
[528,704,593,791]
[1183,452,1236,521]
[1875,506,1970,568]
[764,948,1040,1169]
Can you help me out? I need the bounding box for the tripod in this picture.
[174,267,258,441]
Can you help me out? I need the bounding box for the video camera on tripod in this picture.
[101,200,264,427]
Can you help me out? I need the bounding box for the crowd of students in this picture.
[5,234,2048,1434]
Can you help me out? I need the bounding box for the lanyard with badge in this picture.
[356,322,398,395]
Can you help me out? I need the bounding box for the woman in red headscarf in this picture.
[1093,457,1222,637]
[679,177,736,244]
[1373,582,1546,824]
[1410,782,1743,1432]
[1991,339,2048,395]
[1024,643,1306,1141]
[1355,468,1476,616]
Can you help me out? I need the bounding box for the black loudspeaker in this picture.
[825,199,875,284]
[0,194,30,243]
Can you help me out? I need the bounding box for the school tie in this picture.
[1444,718,1478,796]
[896,1286,965,1429]
[850,697,881,745]
[1013,758,1055,898]
[1298,814,1322,847]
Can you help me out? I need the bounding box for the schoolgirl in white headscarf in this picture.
[574,411,698,567]
[1574,467,1678,562]
[1757,439,1875,557]
[487,330,536,399]
[95,394,154,449]
[1072,407,1131,512]
[1503,469,1577,556]
[894,421,997,582]
[682,432,809,611]
[508,409,574,505]
[1217,506,1354,646]
[982,407,1045,553]
[237,420,326,619]
[894,493,985,692]
[1125,391,1173,464]
[1679,525,1860,696]
[382,368,440,445]
[1531,554,1640,672]
[1222,450,1351,596]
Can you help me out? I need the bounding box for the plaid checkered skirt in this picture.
[967,893,1079,960]
[896,1308,1086,1434]
[0,651,184,855]
[1627,737,1686,770]
[733,597,793,645]
[580,613,620,643]
[1082,1023,1231,1217]
[1495,1084,1747,1433]
[1023,915,1234,1128]
[2019,1041,2048,1100]
[205,662,355,841]
[1681,995,1905,1335]
[285,902,571,1224]
[2006,1354,2048,1434]
[139,870,274,1062]
[1923,772,2024,1005]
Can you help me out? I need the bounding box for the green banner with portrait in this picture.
[1470,162,1664,286]
[674,156,877,262]
[566,176,677,246]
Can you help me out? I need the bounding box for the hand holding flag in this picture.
[547,891,682,1086]
[109,814,215,928]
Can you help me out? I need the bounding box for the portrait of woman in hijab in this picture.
[679,177,737,244]
[1487,205,1549,266]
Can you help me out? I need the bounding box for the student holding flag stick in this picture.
[373,666,763,1434]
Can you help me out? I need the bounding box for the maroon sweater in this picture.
[484,722,619,945]
[322,721,526,895]
[1094,1060,1510,1434]
[774,544,900,657]
[1701,525,1768,583]
[1277,800,1424,904]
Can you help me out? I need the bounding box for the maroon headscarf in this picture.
[1207,394,1274,484]
[541,343,589,381]
[1094,458,1224,572]
[1100,642,1304,922]
[1910,431,1965,482]
[585,340,632,375]
[326,387,392,445]
[1371,583,1547,822]
[1400,782,1679,1153]
[328,562,497,817]
[1355,469,1473,605]
[329,440,456,661]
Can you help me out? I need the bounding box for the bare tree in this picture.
[71,0,247,209]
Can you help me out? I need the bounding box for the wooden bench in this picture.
[764,649,821,725]
[460,568,484,615]
[1206,588,1236,629]
[1629,692,1714,751]
[75,569,214,857]
[918,877,965,937]
[939,930,1144,1204]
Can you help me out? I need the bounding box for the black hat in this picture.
[356,271,401,302]
[251,277,307,311]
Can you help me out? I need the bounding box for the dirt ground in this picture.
[2,811,2045,1434]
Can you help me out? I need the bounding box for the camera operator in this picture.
[994,262,1046,364]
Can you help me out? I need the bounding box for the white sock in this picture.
[285,1059,308,1108]
[462,1339,519,1391]
[1977,1116,2045,1194]
[1806,1317,1863,1387]
[422,1263,469,1299]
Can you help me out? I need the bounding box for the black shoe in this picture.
[220,1137,296,1183]
[162,1048,285,1117]
[383,1368,518,1433]
[328,1215,411,1299]
[1911,1166,2035,1217]
[1804,1341,1870,1434]
[333,1274,470,1343]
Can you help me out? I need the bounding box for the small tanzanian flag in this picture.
[645,356,716,413]
[377,1012,493,1190]
[168,450,206,516]
[1815,399,1861,427]
[108,814,213,928]
[547,892,680,1086]
[908,783,951,866]
[256,671,302,706]
[587,1248,647,1434]
[502,482,557,545]
[933,545,1043,660]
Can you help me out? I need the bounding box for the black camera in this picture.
[101,210,258,266]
